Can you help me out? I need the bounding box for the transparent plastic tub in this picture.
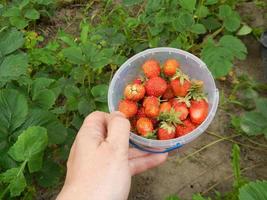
[108,47,219,153]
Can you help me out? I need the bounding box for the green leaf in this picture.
[0,53,28,84]
[192,194,211,200]
[205,0,218,5]
[36,160,63,187]
[8,126,48,162]
[31,78,56,109]
[0,166,27,197]
[237,24,252,36]
[9,17,28,29]
[201,36,247,78]
[61,47,86,64]
[201,17,221,31]
[240,111,267,136]
[16,109,67,145]
[239,181,267,200]
[19,0,30,9]
[122,0,143,6]
[0,28,24,55]
[0,89,28,135]
[24,8,40,20]
[58,31,76,46]
[191,23,206,34]
[2,7,20,17]
[231,144,241,187]
[179,0,196,12]
[80,22,89,44]
[91,84,108,102]
[219,35,247,60]
[173,11,194,32]
[195,5,209,18]
[28,152,44,173]
[255,98,267,118]
[165,195,181,200]
[78,97,96,116]
[224,14,240,32]
[218,5,240,32]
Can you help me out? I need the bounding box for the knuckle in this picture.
[84,111,104,125]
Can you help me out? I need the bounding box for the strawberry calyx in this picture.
[144,131,157,139]
[187,79,208,102]
[175,96,191,107]
[172,69,189,85]
[158,108,183,126]
[160,122,175,134]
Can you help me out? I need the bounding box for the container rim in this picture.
[108,47,219,148]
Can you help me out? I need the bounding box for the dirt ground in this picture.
[37,2,267,200]
[129,2,267,200]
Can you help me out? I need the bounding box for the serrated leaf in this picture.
[24,8,40,20]
[36,160,63,187]
[173,11,194,32]
[28,152,44,173]
[224,14,240,32]
[0,89,28,136]
[237,24,252,36]
[58,31,76,46]
[8,126,48,162]
[2,7,20,17]
[240,111,267,136]
[255,98,267,118]
[0,53,28,84]
[195,5,209,18]
[78,97,96,116]
[0,28,24,55]
[0,167,27,197]
[9,17,28,29]
[205,0,218,5]
[80,22,89,44]
[31,78,56,109]
[219,35,247,60]
[19,0,30,9]
[191,23,206,34]
[201,17,221,31]
[239,181,267,200]
[16,109,67,145]
[61,46,86,64]
[179,0,196,12]
[91,84,108,102]
[201,36,247,78]
[231,144,241,187]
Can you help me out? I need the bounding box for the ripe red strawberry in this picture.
[133,77,143,84]
[158,122,176,140]
[171,79,191,97]
[136,107,146,119]
[124,83,145,101]
[159,102,172,113]
[172,102,189,120]
[144,105,159,118]
[136,117,154,137]
[118,100,138,118]
[163,59,180,77]
[189,99,208,124]
[142,59,161,78]
[175,119,196,137]
[143,96,160,107]
[162,84,175,100]
[145,77,167,97]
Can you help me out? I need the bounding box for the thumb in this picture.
[106,112,130,153]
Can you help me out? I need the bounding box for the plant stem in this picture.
[206,131,267,152]
[177,134,240,164]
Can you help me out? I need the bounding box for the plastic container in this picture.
[108,47,219,153]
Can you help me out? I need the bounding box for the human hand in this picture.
[57,111,168,200]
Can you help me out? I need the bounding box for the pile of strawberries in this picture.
[118,58,209,140]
